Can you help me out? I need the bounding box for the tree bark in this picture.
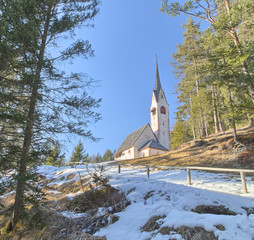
[212,87,220,133]
[247,113,254,127]
[189,94,196,140]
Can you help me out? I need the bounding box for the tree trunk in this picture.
[189,94,196,140]
[201,116,206,138]
[247,113,254,127]
[228,89,239,145]
[204,114,209,137]
[12,6,52,228]
[212,87,220,133]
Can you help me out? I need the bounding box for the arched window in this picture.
[160,106,166,114]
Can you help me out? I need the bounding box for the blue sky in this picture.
[64,0,189,158]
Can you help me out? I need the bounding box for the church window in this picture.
[160,106,166,114]
[151,107,156,115]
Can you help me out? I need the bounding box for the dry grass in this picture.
[115,126,254,169]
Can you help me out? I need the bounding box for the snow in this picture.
[4,164,254,239]
[58,210,87,219]
[94,165,254,240]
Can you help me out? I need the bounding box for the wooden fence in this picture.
[111,163,254,194]
[62,162,254,194]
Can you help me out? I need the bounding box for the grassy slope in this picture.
[115,126,254,169]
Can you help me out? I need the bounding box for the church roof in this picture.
[138,139,169,151]
[155,57,162,92]
[114,124,151,156]
[153,58,163,102]
[153,58,169,105]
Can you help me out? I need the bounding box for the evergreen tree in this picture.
[45,141,65,167]
[0,0,101,227]
[102,149,114,162]
[171,119,192,149]
[69,141,88,163]
[95,153,102,163]
[160,0,254,103]
[162,0,254,143]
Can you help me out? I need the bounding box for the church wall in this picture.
[157,100,170,150]
[139,148,150,157]
[139,147,167,158]
[149,148,168,156]
[114,146,135,160]
[150,93,159,137]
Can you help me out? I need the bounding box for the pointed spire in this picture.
[155,56,162,91]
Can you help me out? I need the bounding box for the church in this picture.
[114,60,170,160]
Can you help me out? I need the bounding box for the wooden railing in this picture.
[110,163,254,194]
[61,162,254,194]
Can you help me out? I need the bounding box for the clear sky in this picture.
[65,0,189,158]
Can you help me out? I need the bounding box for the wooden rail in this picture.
[110,163,254,194]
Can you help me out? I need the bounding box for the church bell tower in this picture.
[150,58,170,150]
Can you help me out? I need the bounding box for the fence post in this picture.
[187,169,191,185]
[118,164,121,174]
[147,166,150,178]
[240,171,248,193]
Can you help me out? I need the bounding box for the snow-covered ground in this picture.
[36,164,254,239]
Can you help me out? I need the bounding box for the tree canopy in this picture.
[161,0,254,147]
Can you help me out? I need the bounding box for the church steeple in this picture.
[155,57,162,91]
[151,58,170,150]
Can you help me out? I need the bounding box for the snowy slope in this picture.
[36,164,254,240]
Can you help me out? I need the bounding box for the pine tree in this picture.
[69,141,88,163]
[0,0,101,228]
[45,141,65,167]
[171,119,192,149]
[160,0,254,103]
[102,149,114,162]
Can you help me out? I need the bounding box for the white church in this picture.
[114,60,170,160]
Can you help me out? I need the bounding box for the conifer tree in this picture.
[69,141,88,163]
[102,149,114,162]
[0,0,101,228]
[160,0,254,103]
[171,119,192,149]
[45,141,65,167]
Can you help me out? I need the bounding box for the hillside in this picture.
[115,126,254,169]
[1,164,254,240]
